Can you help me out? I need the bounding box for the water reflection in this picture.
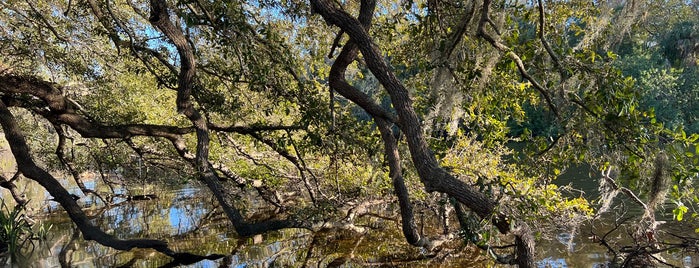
[1,176,697,267]
[534,164,699,268]
[2,179,490,267]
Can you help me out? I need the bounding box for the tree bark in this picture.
[310,0,535,266]
[326,0,425,247]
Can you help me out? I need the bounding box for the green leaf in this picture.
[673,205,688,221]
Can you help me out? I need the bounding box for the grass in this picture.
[0,200,52,259]
[0,201,32,256]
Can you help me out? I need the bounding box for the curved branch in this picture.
[310,0,501,228]
[325,0,425,247]
[0,75,196,160]
[328,46,397,123]
[310,1,535,266]
[148,0,306,237]
[0,100,174,255]
[0,172,28,206]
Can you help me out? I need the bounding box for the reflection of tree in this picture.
[58,227,80,268]
[48,190,492,267]
[172,194,222,237]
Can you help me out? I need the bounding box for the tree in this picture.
[0,0,697,267]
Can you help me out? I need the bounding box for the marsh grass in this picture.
[0,200,51,261]
[0,201,33,256]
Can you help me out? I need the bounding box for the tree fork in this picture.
[326,0,425,247]
[310,0,535,266]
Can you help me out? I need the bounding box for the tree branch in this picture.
[148,0,307,237]
[310,0,535,265]
[537,0,568,79]
[0,99,175,255]
[477,0,559,119]
[0,172,28,206]
[324,0,426,247]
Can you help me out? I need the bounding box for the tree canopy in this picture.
[0,0,697,266]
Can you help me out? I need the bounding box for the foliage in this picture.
[441,131,593,223]
[0,0,698,265]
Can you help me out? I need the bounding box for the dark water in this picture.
[538,165,699,267]
[0,173,697,267]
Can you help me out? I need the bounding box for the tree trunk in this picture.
[310,0,535,266]
[326,0,425,247]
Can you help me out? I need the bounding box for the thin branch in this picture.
[286,129,325,200]
[600,168,648,211]
[209,123,304,133]
[477,0,559,119]
[537,0,568,79]
[570,98,646,160]
[25,0,68,42]
[536,134,562,156]
[53,123,107,204]
[87,0,178,88]
[240,131,318,202]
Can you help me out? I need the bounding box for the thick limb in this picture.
[310,0,535,266]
